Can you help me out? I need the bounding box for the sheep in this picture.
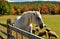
[32,29,35,34]
[35,25,40,32]
[32,25,39,34]
[38,30,47,37]
[46,28,58,39]
[33,25,46,32]
[11,23,14,26]
[38,28,58,39]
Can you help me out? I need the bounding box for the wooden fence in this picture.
[0,19,44,39]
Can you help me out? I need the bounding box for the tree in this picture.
[0,0,12,15]
[14,6,19,15]
[0,1,7,15]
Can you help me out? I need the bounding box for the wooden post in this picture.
[7,19,12,39]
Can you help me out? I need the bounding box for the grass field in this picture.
[0,15,60,39]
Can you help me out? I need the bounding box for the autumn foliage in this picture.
[0,1,60,15]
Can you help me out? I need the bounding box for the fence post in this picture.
[7,19,12,39]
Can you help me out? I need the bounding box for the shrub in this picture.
[0,2,7,15]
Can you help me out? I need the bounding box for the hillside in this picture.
[0,1,60,15]
[10,1,60,8]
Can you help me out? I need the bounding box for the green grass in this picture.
[42,15,60,39]
[0,15,60,39]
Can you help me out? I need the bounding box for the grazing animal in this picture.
[32,29,36,34]
[14,11,46,33]
[38,30,47,37]
[35,25,39,32]
[46,28,58,39]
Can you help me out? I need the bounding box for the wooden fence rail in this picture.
[0,30,15,39]
[0,19,44,39]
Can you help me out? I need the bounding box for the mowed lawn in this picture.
[0,15,60,39]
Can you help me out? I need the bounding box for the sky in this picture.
[6,0,60,2]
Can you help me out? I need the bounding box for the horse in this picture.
[14,11,46,39]
[14,11,46,33]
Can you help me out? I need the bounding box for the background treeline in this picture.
[0,0,60,15]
